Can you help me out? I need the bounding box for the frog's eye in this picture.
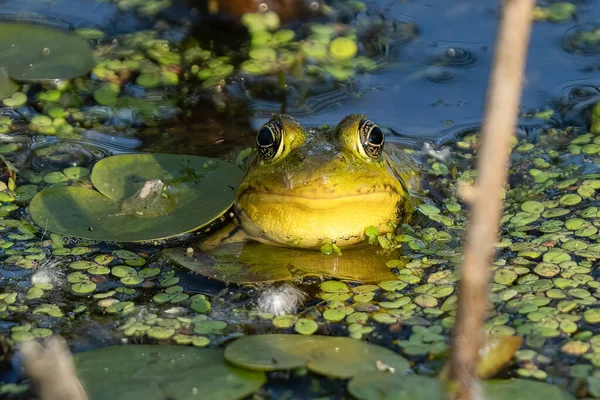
[256,119,284,161]
[358,118,384,159]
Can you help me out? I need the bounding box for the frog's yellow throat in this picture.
[234,183,405,249]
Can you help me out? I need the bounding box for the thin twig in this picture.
[21,336,88,400]
[447,1,535,399]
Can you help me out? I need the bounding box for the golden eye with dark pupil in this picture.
[256,119,283,160]
[257,127,275,147]
[358,118,384,158]
[368,126,384,146]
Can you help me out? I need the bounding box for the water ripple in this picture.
[563,24,600,55]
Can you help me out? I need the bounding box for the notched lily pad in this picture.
[74,345,265,400]
[165,242,397,284]
[0,67,17,99]
[224,334,410,379]
[0,22,95,81]
[29,154,244,242]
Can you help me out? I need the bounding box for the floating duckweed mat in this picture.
[2,107,600,398]
[74,345,266,400]
[29,154,244,242]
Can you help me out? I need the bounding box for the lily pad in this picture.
[29,154,244,242]
[74,345,265,400]
[165,242,397,284]
[0,22,95,81]
[348,375,574,400]
[224,334,410,379]
[483,379,575,400]
[348,373,443,400]
[0,67,17,99]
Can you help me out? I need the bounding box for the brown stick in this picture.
[447,0,534,399]
[21,336,88,400]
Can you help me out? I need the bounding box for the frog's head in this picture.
[234,114,408,248]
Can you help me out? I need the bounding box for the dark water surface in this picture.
[3,0,600,149]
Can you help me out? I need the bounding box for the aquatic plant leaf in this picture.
[165,242,397,284]
[163,247,293,284]
[439,335,523,380]
[91,153,243,201]
[0,22,95,81]
[348,373,444,400]
[29,154,244,242]
[224,334,410,379]
[0,68,17,99]
[74,345,265,400]
[475,335,523,378]
[483,379,575,400]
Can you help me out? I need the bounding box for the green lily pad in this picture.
[0,22,95,81]
[0,67,17,99]
[164,246,292,284]
[29,154,244,242]
[348,375,574,400]
[165,242,397,284]
[348,373,443,400]
[74,345,265,400]
[483,379,575,400]
[224,334,410,379]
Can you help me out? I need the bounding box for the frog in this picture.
[200,113,416,251]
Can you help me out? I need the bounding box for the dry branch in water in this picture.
[447,0,535,399]
[21,336,88,400]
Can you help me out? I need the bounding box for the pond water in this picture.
[1,0,600,399]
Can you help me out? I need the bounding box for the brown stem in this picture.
[447,0,534,399]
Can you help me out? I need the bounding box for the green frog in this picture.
[201,114,415,250]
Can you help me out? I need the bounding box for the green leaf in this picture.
[29,154,244,242]
[0,67,17,99]
[483,379,575,400]
[224,334,410,379]
[74,345,265,400]
[348,373,443,400]
[0,22,95,81]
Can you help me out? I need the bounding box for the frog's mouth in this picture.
[238,183,402,206]
[237,186,403,211]
[235,187,404,249]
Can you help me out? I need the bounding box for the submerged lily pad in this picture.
[164,246,292,284]
[224,334,410,379]
[0,22,95,81]
[165,242,397,284]
[74,345,265,400]
[29,154,244,242]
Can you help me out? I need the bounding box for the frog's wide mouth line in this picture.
[237,190,402,210]
[238,183,402,201]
